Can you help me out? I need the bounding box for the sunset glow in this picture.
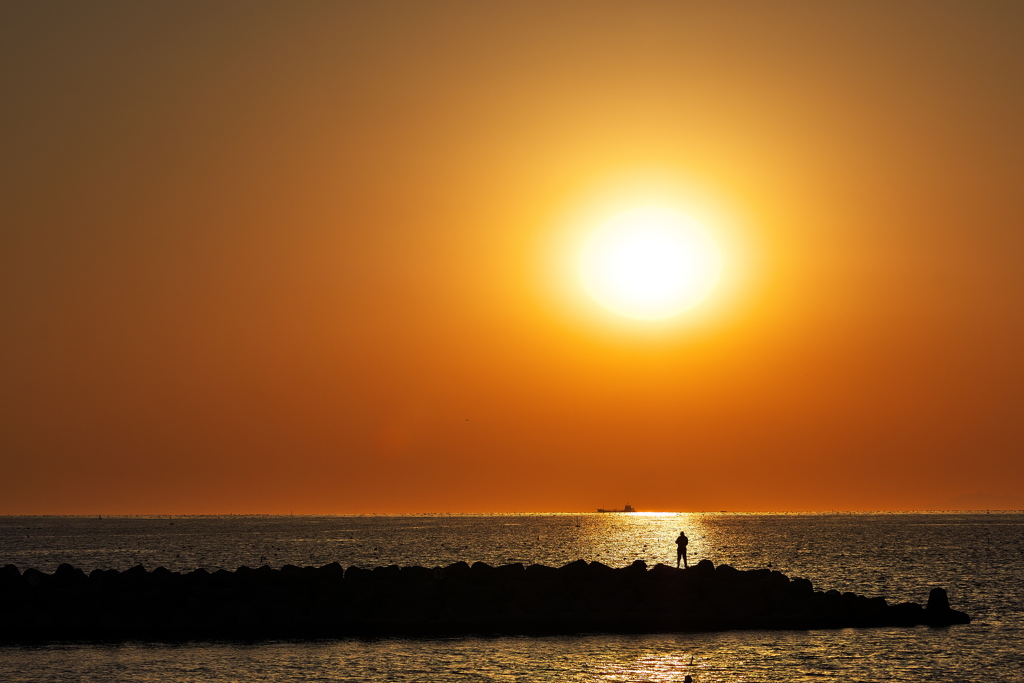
[2,2,1022,515]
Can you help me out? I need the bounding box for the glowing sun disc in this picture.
[579,207,722,320]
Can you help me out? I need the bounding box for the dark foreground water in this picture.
[1,512,1021,682]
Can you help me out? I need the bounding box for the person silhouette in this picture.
[675,530,689,568]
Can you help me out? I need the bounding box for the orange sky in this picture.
[2,1,1023,513]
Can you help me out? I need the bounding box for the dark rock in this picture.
[618,559,646,578]
[317,562,345,580]
[212,568,233,580]
[443,561,471,579]
[715,564,741,581]
[558,559,590,580]
[53,563,85,583]
[345,566,372,581]
[88,568,116,585]
[0,564,20,591]
[121,565,149,588]
[22,568,46,588]
[864,596,888,615]
[524,563,558,580]
[0,561,971,641]
[494,563,526,579]
[183,568,209,589]
[398,565,432,583]
[926,586,950,611]
[372,565,402,581]
[648,563,682,580]
[689,559,715,578]
[924,586,971,626]
[470,561,494,578]
[788,577,814,598]
[150,567,176,586]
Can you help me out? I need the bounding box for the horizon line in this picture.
[2,509,1023,517]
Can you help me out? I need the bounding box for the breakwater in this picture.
[0,559,969,641]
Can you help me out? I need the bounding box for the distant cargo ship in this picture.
[596,504,635,513]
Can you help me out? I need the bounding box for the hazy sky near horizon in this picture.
[2,1,1023,513]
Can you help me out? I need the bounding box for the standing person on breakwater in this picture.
[675,530,689,568]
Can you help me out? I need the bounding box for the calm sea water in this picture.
[0,512,1021,682]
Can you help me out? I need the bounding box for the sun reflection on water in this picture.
[577,512,719,569]
[597,652,699,683]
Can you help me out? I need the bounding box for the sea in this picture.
[0,512,1021,682]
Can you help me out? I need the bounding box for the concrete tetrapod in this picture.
[0,559,969,641]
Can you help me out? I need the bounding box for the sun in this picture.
[578,207,722,321]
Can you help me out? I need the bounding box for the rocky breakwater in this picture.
[0,559,969,641]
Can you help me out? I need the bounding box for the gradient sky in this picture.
[3,1,1023,513]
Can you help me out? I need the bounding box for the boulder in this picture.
[923,586,971,626]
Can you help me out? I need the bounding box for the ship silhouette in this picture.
[597,503,635,513]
